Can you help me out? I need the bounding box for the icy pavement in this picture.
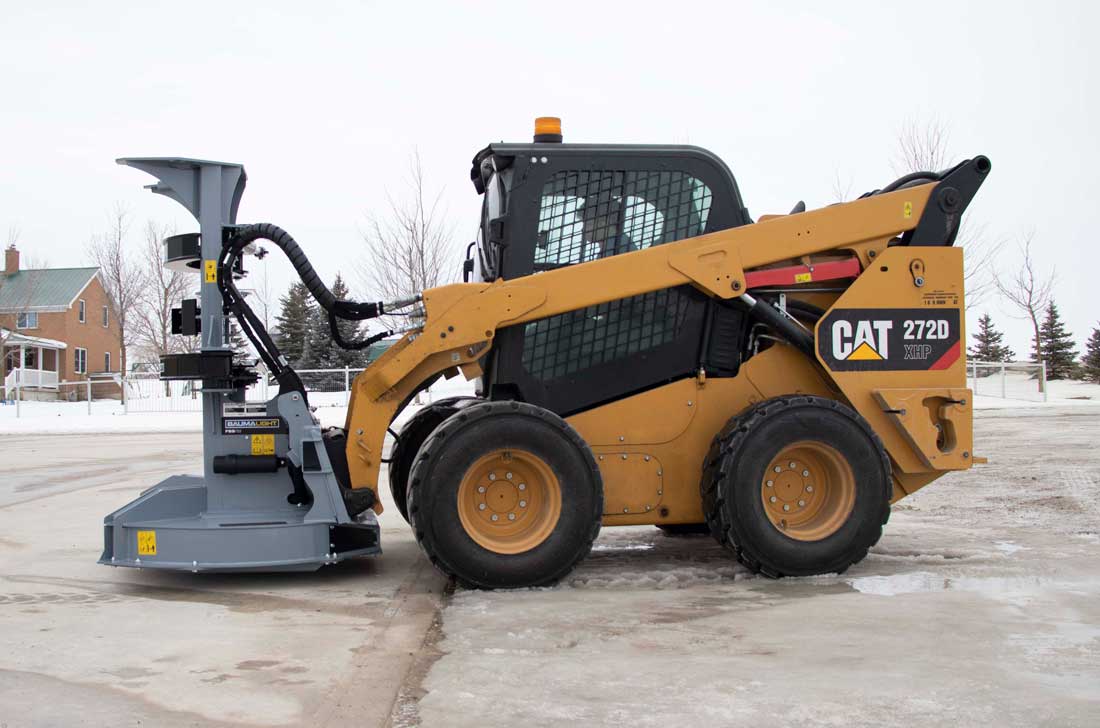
[413,405,1100,728]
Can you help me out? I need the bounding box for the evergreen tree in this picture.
[968,313,1015,362]
[1082,324,1100,384]
[1035,301,1078,380]
[274,282,314,367]
[304,274,366,369]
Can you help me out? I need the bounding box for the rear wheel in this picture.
[701,395,891,577]
[388,396,479,522]
[407,401,603,589]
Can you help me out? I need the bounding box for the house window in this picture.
[78,299,86,323]
[16,312,38,329]
[104,351,111,372]
[102,305,109,327]
[75,347,87,374]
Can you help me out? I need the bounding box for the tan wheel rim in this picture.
[761,441,855,542]
[456,449,562,555]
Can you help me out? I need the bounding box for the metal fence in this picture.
[967,360,1047,402]
[1,366,469,418]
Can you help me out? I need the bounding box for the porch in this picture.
[2,329,65,396]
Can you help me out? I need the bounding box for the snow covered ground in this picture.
[1,375,1095,435]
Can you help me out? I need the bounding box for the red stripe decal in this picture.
[745,257,863,289]
[929,341,960,370]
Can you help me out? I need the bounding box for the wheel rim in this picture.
[760,441,855,542]
[456,449,562,555]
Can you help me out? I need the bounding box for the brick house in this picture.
[1,245,122,397]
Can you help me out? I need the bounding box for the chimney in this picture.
[4,245,18,275]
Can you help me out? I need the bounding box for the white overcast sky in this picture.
[1,0,1096,355]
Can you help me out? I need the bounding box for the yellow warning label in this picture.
[847,341,884,361]
[251,434,275,455]
[204,260,217,283]
[137,530,157,556]
[794,272,812,284]
[903,202,913,219]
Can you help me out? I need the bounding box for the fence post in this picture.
[970,363,977,394]
[123,375,129,415]
[15,382,20,418]
[344,366,350,407]
[1001,363,1006,399]
[87,379,92,415]
[1040,361,1048,402]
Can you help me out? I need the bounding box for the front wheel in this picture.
[701,395,891,577]
[407,401,603,589]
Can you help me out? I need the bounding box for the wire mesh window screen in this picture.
[534,170,712,268]
[523,170,711,382]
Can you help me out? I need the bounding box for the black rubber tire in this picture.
[407,400,603,589]
[700,395,891,577]
[388,396,479,523]
[656,523,711,536]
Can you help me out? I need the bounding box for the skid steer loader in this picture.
[100,118,990,588]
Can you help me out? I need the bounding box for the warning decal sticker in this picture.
[137,530,157,556]
[817,308,961,372]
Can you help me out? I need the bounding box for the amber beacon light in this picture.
[533,117,563,143]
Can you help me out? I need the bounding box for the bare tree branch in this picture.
[892,117,950,176]
[87,202,145,378]
[831,169,854,204]
[358,150,457,330]
[994,233,1054,361]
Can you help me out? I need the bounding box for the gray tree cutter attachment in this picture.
[99,159,381,572]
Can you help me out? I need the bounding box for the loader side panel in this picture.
[813,245,973,499]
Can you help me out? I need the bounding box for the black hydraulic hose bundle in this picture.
[217,223,401,396]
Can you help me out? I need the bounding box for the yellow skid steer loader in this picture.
[100,118,989,588]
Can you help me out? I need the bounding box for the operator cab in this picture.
[466,118,754,416]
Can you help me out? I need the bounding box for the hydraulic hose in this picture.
[217,223,409,397]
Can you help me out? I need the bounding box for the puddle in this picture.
[994,541,1026,555]
[846,571,1065,598]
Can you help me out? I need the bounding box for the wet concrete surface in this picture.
[0,433,445,727]
[2,407,1099,726]
[415,406,1100,728]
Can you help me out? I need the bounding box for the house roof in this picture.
[0,267,99,312]
[0,328,67,349]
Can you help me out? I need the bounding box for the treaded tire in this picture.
[700,395,891,577]
[388,396,480,523]
[656,523,711,536]
[407,401,603,589]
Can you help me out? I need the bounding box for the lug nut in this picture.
[489,473,496,481]
[478,503,486,510]
[508,513,516,521]
[518,483,526,491]
[766,480,774,487]
[519,500,527,508]
[506,472,513,479]
[774,466,782,473]
[491,514,499,521]
[789,461,797,469]
[798,500,806,507]
[802,470,810,477]
[478,486,486,493]
[783,504,790,512]
[806,485,814,493]
[769,496,777,503]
